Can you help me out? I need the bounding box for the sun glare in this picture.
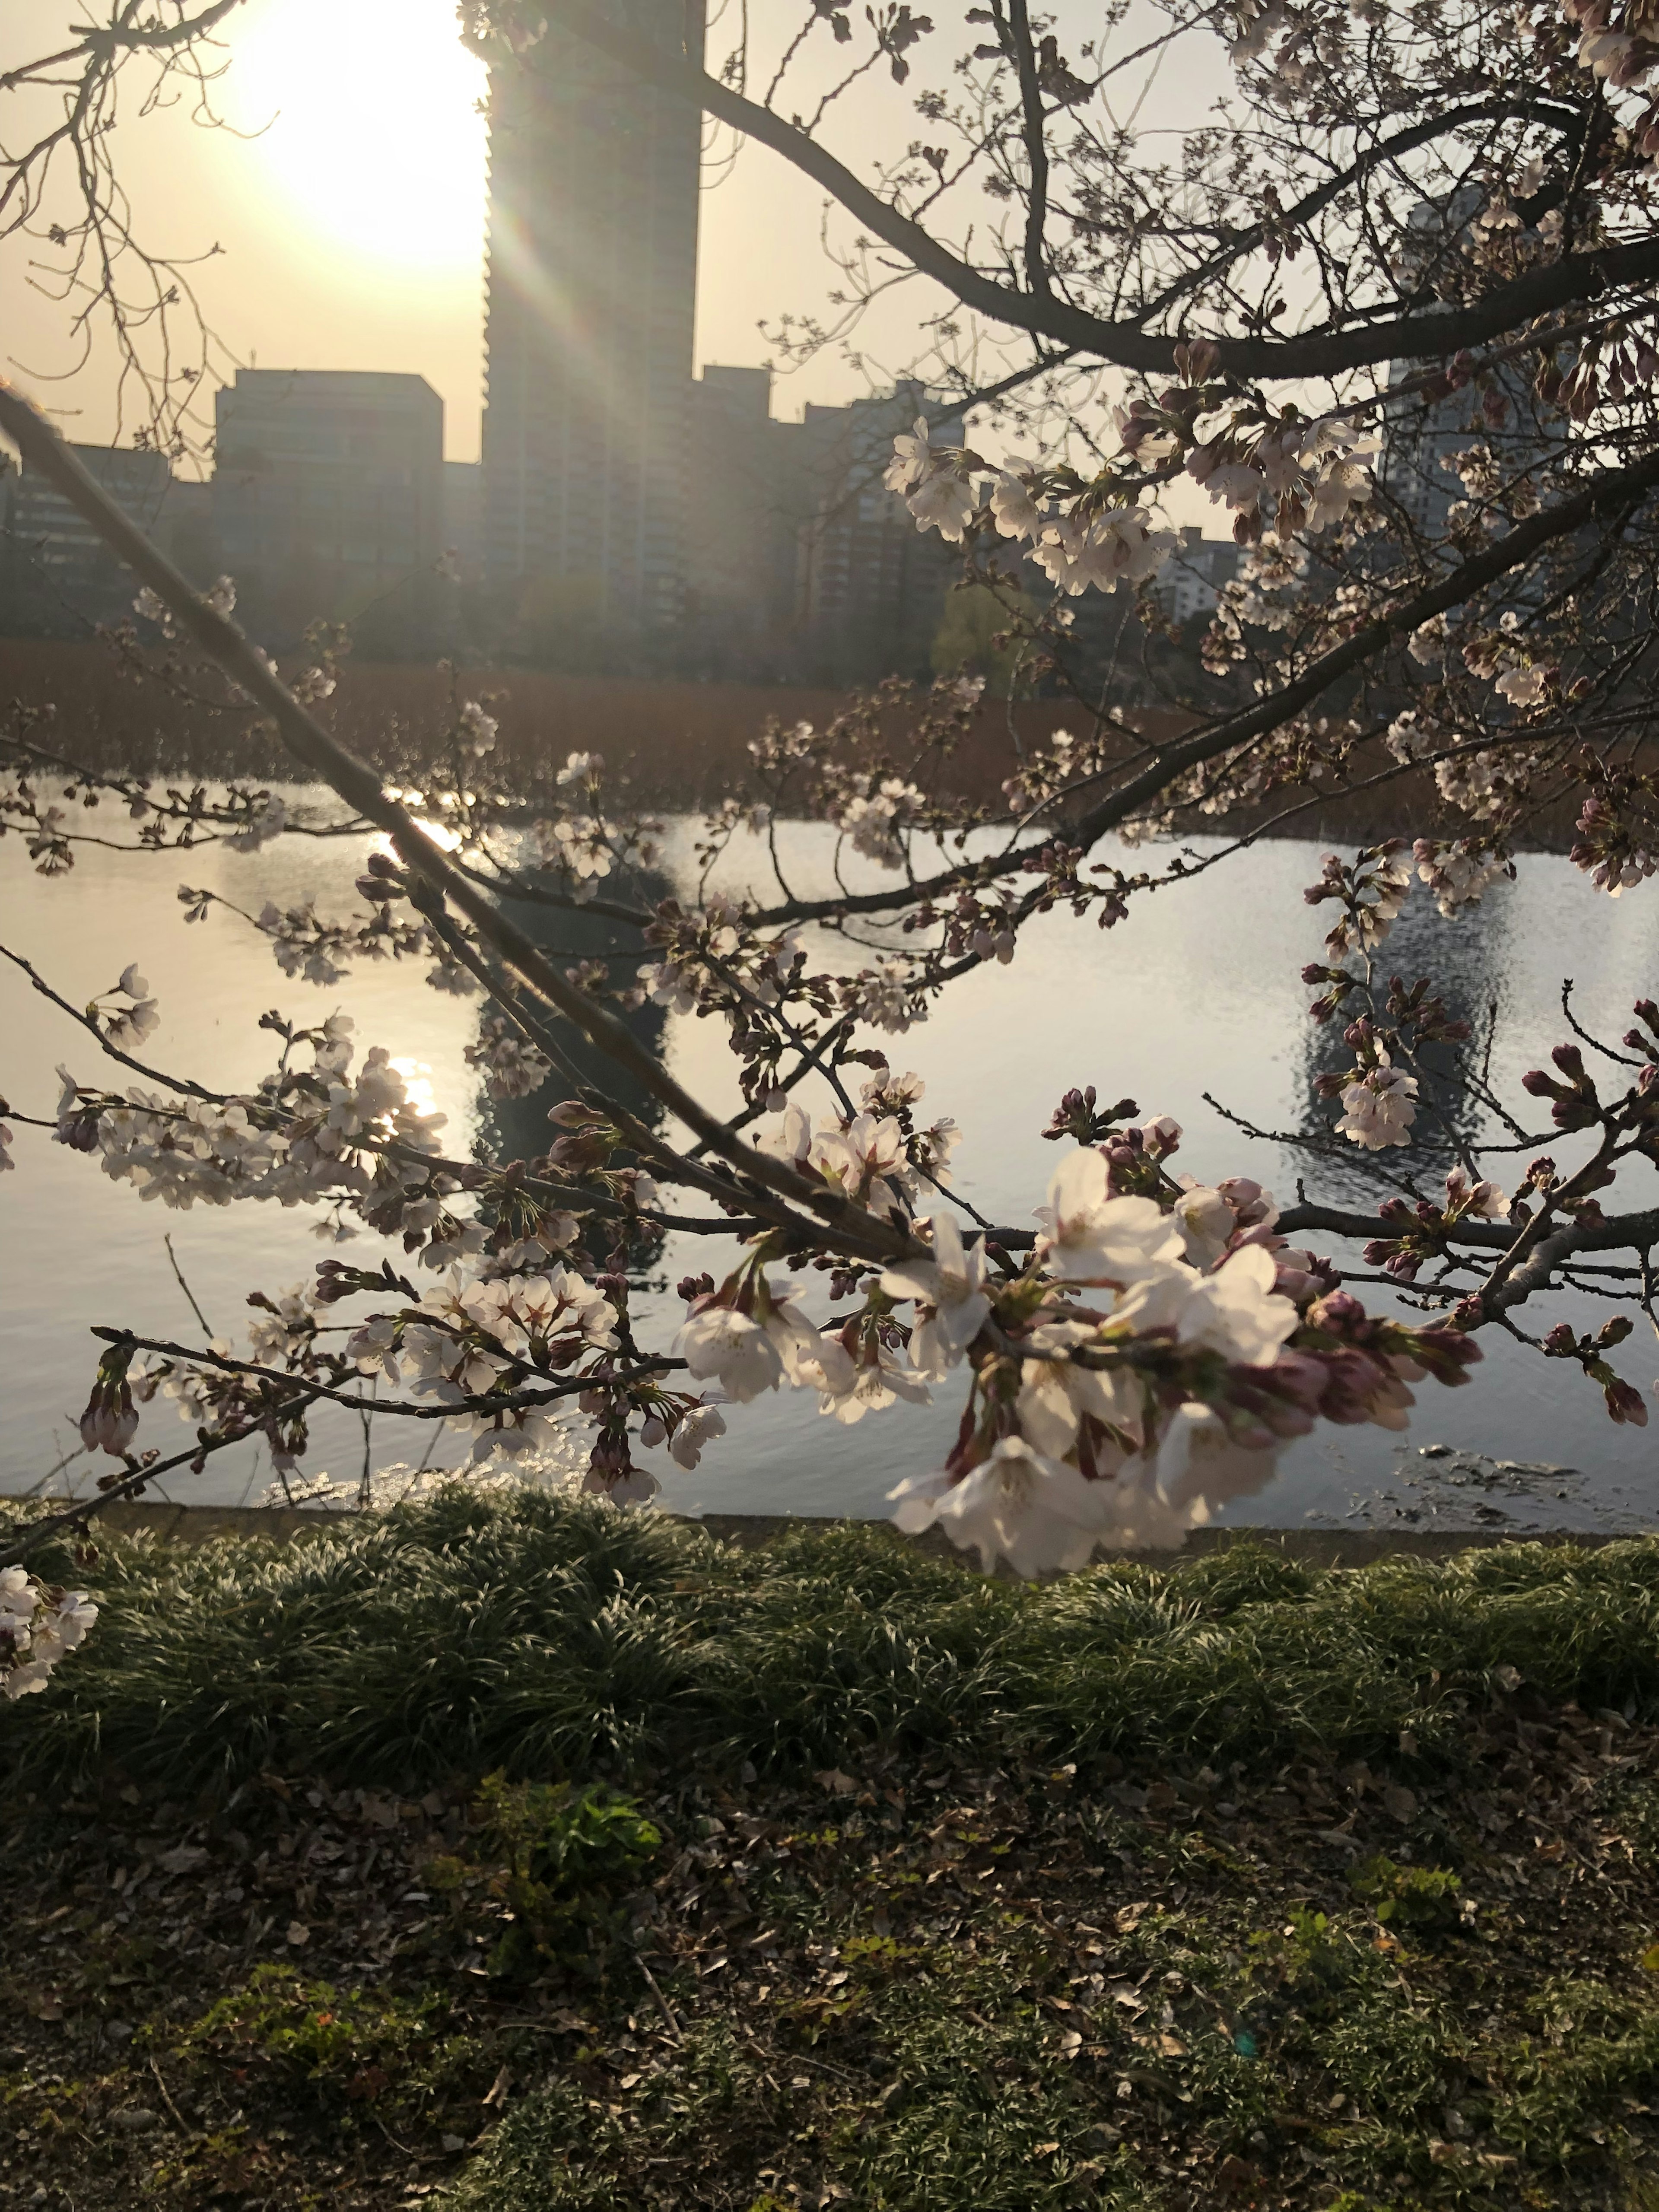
[388,1058,441,1119]
[229,0,488,276]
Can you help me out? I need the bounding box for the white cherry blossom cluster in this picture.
[348,1267,620,1463]
[836,957,923,1033]
[527,754,663,899]
[632,897,804,1026]
[658,1120,1478,1571]
[54,1022,449,1223]
[94,963,160,1052]
[0,1567,99,1700]
[885,417,1177,592]
[463,1014,553,1100]
[247,1281,321,1365]
[758,1090,960,1219]
[225,793,288,851]
[1029,507,1177,596]
[459,700,499,756]
[1303,844,1414,956]
[1434,747,1536,825]
[1185,411,1377,537]
[836,775,928,868]
[1413,838,1513,917]
[884,418,980,541]
[133,575,235,639]
[1335,1055,1419,1148]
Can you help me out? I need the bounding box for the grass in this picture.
[10,1487,1659,1793]
[10,1492,1659,2208]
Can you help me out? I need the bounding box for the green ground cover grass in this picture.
[6,1491,1659,2209]
[11,1488,1659,1790]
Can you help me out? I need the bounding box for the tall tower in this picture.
[481,0,703,662]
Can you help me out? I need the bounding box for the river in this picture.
[3,798,1657,1537]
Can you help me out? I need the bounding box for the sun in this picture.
[227,0,489,276]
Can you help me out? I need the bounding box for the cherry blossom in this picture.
[880,1211,991,1378]
[226,795,287,851]
[1034,1150,1183,1281]
[810,1112,911,1217]
[891,1437,1120,1577]
[1445,1165,1510,1221]
[819,1331,931,1424]
[1335,1056,1420,1149]
[667,1401,727,1468]
[1,1568,98,1700]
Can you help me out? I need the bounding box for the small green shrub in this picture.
[477,1774,660,1982]
[1318,1997,1457,2119]
[178,1964,473,2114]
[1349,1851,1463,1933]
[1247,1904,1366,1996]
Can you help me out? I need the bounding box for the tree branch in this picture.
[750,439,1659,925]
[537,0,1659,379]
[0,379,920,1269]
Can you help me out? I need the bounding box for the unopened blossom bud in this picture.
[549,1129,611,1173]
[1521,1068,1562,1098]
[1598,1314,1635,1347]
[1140,1114,1182,1157]
[1551,1043,1586,1081]
[1543,1322,1576,1356]
[639,1414,668,1449]
[1450,1296,1484,1331]
[1409,1328,1482,1382]
[1635,999,1659,1033]
[1308,1290,1367,1338]
[677,1273,715,1304]
[548,1100,597,1129]
[78,1365,138,1457]
[1605,1378,1649,1427]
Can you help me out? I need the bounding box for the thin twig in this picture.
[636,1951,683,2043]
[163,1233,214,1336]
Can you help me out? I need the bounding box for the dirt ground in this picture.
[8,1686,1659,2210]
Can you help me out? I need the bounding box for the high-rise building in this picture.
[481,1,703,662]
[682,365,806,677]
[794,383,964,684]
[212,368,445,646]
[442,460,484,585]
[1156,527,1241,624]
[0,444,174,634]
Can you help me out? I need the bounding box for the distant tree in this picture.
[931,581,1039,697]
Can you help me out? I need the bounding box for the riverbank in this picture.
[7,1493,1659,2207]
[0,635,1580,846]
[43,1493,1659,1569]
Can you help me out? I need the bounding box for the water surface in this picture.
[3,804,1656,1535]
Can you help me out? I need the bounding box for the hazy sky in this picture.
[2,0,1227,523]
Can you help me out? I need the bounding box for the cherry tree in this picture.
[6,0,1659,1695]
